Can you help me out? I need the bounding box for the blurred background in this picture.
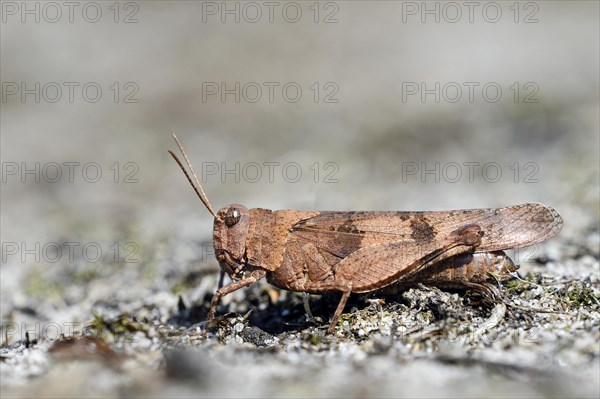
[1,1,599,397]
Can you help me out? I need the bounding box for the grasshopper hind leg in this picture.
[461,281,504,303]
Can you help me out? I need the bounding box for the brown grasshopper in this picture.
[168,134,563,333]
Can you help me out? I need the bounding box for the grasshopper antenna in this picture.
[169,133,216,217]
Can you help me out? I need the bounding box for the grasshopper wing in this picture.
[332,224,484,292]
[290,203,562,259]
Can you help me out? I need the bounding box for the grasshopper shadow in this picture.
[248,293,374,335]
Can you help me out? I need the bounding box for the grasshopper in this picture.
[169,135,563,333]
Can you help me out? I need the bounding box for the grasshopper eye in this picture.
[225,207,241,227]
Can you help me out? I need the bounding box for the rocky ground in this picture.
[1,217,598,398]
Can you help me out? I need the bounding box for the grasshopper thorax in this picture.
[213,204,250,280]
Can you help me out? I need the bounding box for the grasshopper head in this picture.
[213,204,250,280]
[169,134,251,282]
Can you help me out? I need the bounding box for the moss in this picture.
[309,333,322,346]
[23,268,63,299]
[86,310,149,343]
[564,285,600,307]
